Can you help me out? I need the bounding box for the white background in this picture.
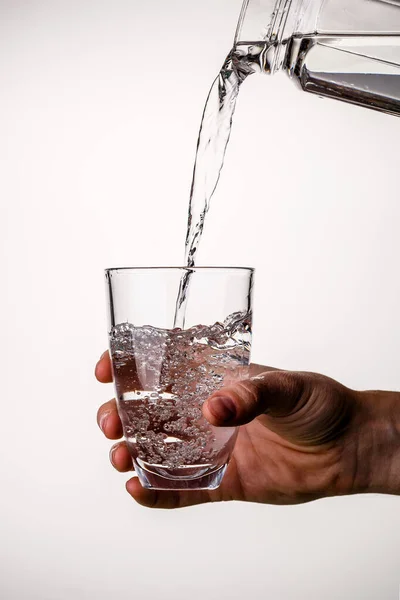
[1,0,400,598]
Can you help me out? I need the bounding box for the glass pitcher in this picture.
[235,0,400,116]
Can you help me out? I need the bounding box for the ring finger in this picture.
[109,441,134,473]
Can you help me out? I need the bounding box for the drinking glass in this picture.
[105,267,254,491]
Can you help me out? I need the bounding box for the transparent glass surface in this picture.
[105,267,254,491]
[236,0,400,116]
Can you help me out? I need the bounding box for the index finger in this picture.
[95,351,113,383]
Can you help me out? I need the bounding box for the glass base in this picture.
[134,461,228,491]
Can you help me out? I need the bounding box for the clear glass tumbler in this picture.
[105,267,254,491]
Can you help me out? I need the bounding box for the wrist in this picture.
[352,390,400,496]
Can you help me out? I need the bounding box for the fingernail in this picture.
[99,412,110,432]
[109,444,118,463]
[208,396,236,423]
[95,351,108,373]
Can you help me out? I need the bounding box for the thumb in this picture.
[203,370,306,427]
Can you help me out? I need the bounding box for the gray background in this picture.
[1,0,400,598]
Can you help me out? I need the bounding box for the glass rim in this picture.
[105,266,255,274]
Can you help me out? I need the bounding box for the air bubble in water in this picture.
[110,311,251,468]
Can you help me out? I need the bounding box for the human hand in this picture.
[96,352,400,508]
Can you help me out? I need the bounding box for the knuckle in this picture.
[236,380,259,404]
